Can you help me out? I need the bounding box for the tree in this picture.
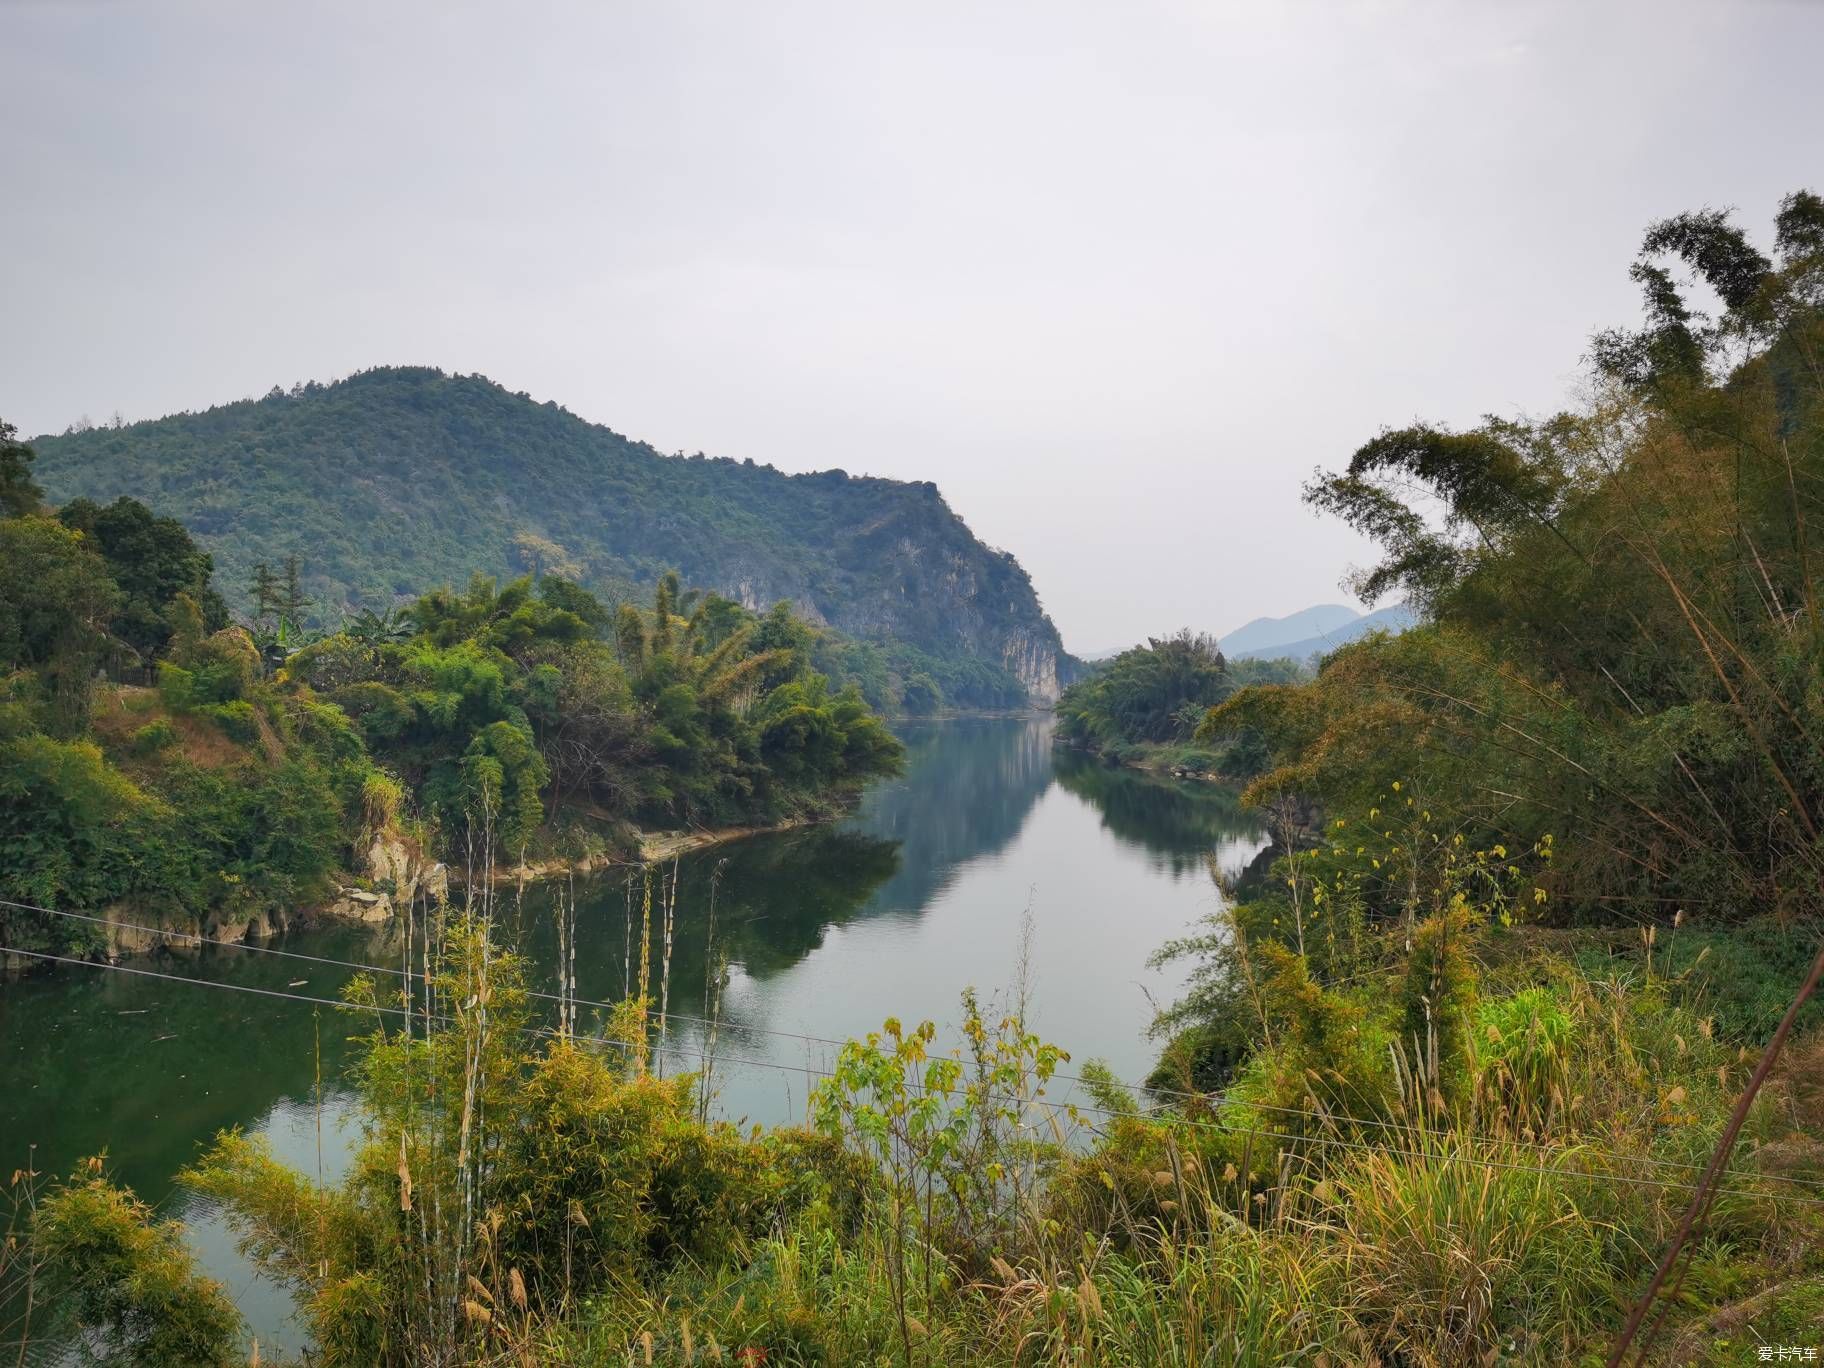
[248,561,282,622]
[0,518,121,733]
[510,530,581,582]
[278,555,311,623]
[0,418,43,518]
[1055,629,1232,747]
[1225,189,1824,922]
[56,496,228,662]
[901,671,942,715]
[20,367,1069,706]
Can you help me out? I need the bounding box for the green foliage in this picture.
[1220,189,1824,925]
[899,670,941,715]
[160,626,260,707]
[0,417,43,517]
[198,699,260,744]
[0,514,366,953]
[31,1165,244,1366]
[129,717,179,755]
[1058,635,1300,776]
[0,514,120,734]
[28,366,1068,706]
[1475,986,1573,1132]
[0,731,159,917]
[809,995,1071,1360]
[1645,916,1824,1041]
[0,461,904,939]
[56,495,229,662]
[1401,903,1480,1110]
[185,915,863,1367]
[258,568,901,862]
[1057,629,1231,748]
[456,717,548,855]
[1225,942,1397,1149]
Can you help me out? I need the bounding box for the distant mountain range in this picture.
[1082,601,1417,668]
[1220,601,1417,663]
[29,366,1074,707]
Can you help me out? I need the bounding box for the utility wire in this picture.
[6,938,1822,1211]
[6,895,1812,1196]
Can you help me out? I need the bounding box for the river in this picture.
[0,714,1267,1356]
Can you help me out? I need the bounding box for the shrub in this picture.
[1402,903,1480,1112]
[331,680,415,743]
[197,699,258,744]
[32,1167,244,1366]
[161,627,259,707]
[129,717,179,755]
[359,769,405,841]
[1476,986,1573,1135]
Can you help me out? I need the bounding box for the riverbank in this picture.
[0,812,839,980]
[0,713,1276,1359]
[1053,736,1226,782]
[470,816,826,883]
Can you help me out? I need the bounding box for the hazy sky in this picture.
[3,2,1819,651]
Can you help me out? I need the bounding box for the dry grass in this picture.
[89,685,251,770]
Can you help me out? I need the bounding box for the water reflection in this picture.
[0,922,385,1202]
[494,826,902,1026]
[852,716,1058,911]
[1052,750,1267,880]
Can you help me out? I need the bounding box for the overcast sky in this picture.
[3,2,1818,651]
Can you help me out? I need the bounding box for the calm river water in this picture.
[0,715,1266,1355]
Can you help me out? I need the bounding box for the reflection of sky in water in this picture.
[176,1095,363,1360]
[677,771,1260,1126]
[1,715,1268,1355]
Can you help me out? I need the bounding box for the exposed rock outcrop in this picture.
[322,833,448,923]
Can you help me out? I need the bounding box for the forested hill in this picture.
[30,366,1072,705]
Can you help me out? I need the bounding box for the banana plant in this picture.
[344,605,415,663]
[246,615,321,675]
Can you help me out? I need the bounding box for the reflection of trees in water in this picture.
[509,718,1057,1013]
[507,826,902,1025]
[0,920,398,1204]
[1052,750,1267,877]
[851,716,1056,913]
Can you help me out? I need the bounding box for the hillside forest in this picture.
[28,368,1079,713]
[0,446,902,958]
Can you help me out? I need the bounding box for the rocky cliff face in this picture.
[1000,630,1061,704]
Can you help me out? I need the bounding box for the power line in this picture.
[0,945,422,1021]
[5,938,1821,1211]
[0,897,857,1046]
[7,895,1812,1196]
